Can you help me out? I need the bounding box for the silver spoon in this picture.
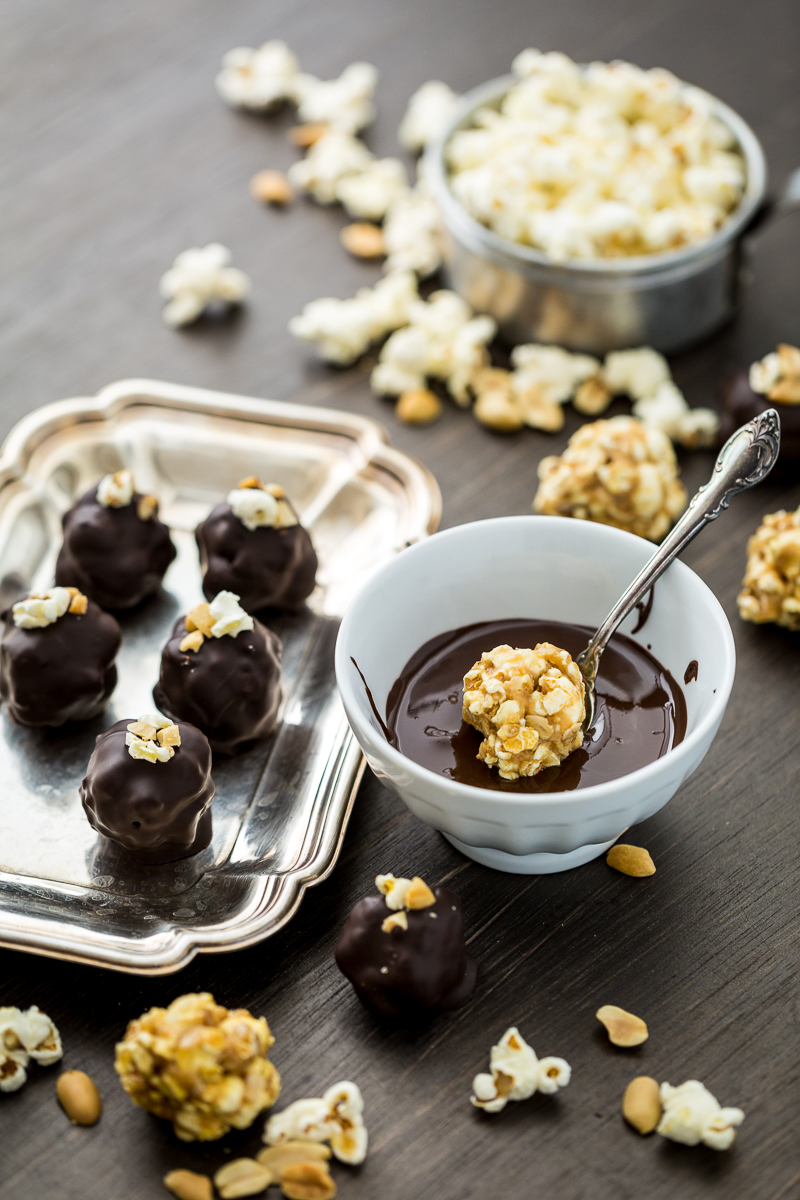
[576,409,781,729]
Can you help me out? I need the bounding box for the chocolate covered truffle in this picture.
[55,469,176,609]
[81,714,214,864]
[195,478,317,613]
[0,586,121,727]
[153,591,282,755]
[720,344,800,459]
[334,873,477,1017]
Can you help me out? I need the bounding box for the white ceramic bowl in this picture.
[335,517,735,874]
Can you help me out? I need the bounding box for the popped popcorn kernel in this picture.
[657,1080,744,1150]
[749,343,800,404]
[471,1027,571,1112]
[160,244,249,327]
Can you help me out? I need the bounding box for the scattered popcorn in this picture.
[216,41,300,111]
[126,713,180,764]
[97,468,135,507]
[738,507,800,629]
[472,368,526,432]
[160,244,250,327]
[382,180,446,276]
[227,480,298,531]
[749,343,800,403]
[291,62,378,134]
[632,380,719,448]
[335,157,409,221]
[471,1027,571,1113]
[573,375,613,415]
[657,1080,744,1150]
[375,874,436,910]
[265,1081,368,1165]
[398,80,461,152]
[289,130,374,204]
[602,348,671,400]
[463,643,586,780]
[115,993,280,1141]
[534,416,688,541]
[446,50,745,261]
[289,270,418,364]
[0,1006,63,1093]
[512,343,600,405]
[12,587,72,630]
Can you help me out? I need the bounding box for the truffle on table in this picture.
[720,344,800,460]
[55,469,176,609]
[334,873,477,1017]
[196,477,317,613]
[153,591,282,755]
[81,715,214,864]
[0,586,121,727]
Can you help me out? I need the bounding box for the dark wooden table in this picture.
[1,2,799,1198]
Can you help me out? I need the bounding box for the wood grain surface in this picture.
[1,2,799,1198]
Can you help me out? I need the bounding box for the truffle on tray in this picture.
[80,714,214,864]
[195,477,317,613]
[153,591,282,755]
[334,873,477,1017]
[0,586,121,727]
[55,469,176,610]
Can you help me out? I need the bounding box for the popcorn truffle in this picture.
[0,588,120,727]
[533,415,687,541]
[462,643,586,781]
[55,471,176,609]
[153,594,282,755]
[196,480,317,614]
[737,508,800,629]
[115,993,280,1141]
[720,344,800,459]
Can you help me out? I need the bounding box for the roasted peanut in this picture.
[280,1161,336,1200]
[340,222,385,259]
[396,389,442,426]
[56,1070,102,1125]
[250,170,294,206]
[606,844,656,877]
[622,1075,662,1134]
[596,1004,649,1047]
[214,1157,274,1198]
[164,1169,214,1200]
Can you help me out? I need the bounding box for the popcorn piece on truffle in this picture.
[215,41,300,111]
[749,343,800,404]
[471,1027,571,1113]
[97,468,135,508]
[115,993,280,1141]
[290,270,418,364]
[335,157,409,221]
[463,643,585,780]
[265,1080,368,1165]
[382,180,447,277]
[160,244,250,327]
[225,484,298,532]
[398,80,461,152]
[126,712,179,763]
[534,415,688,541]
[374,873,436,911]
[657,1080,744,1150]
[12,587,72,630]
[738,507,800,629]
[207,590,255,638]
[290,62,378,134]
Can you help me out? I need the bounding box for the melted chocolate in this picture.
[196,503,318,614]
[334,887,477,1017]
[719,369,800,459]
[153,616,282,755]
[631,586,654,634]
[56,486,176,610]
[386,619,686,793]
[81,718,214,864]
[684,659,698,684]
[0,600,121,727]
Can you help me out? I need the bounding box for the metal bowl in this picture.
[424,74,767,354]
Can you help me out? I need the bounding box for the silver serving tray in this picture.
[0,380,440,974]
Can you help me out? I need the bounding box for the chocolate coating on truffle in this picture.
[334,887,477,1017]
[153,616,282,755]
[196,502,317,613]
[55,486,177,610]
[720,369,800,459]
[0,599,121,727]
[80,719,214,864]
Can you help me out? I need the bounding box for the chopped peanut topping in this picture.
[157,724,181,748]
[406,877,436,909]
[180,630,204,654]
[136,494,158,521]
[381,911,408,933]
[68,590,88,614]
[185,603,215,637]
[238,475,264,490]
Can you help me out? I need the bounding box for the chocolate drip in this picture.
[153,616,282,755]
[0,600,121,727]
[334,887,477,1017]
[684,659,699,684]
[56,486,176,610]
[81,718,214,864]
[631,585,654,634]
[386,618,686,793]
[195,503,317,614]
[719,369,800,460]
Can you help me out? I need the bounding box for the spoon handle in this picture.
[576,409,781,690]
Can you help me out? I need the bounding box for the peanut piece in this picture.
[340,222,386,259]
[68,591,88,614]
[381,911,408,933]
[405,876,436,909]
[214,1158,274,1198]
[250,170,294,206]
[56,1070,102,1125]
[596,1004,649,1047]
[265,484,286,499]
[573,376,612,416]
[396,389,442,426]
[185,603,215,637]
[280,1162,336,1200]
[164,1170,214,1200]
[622,1076,662,1134]
[238,476,265,490]
[128,719,159,741]
[157,724,181,748]
[137,494,158,521]
[180,630,204,654]
[257,1143,331,1175]
[768,379,800,404]
[288,123,329,147]
[606,844,656,877]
